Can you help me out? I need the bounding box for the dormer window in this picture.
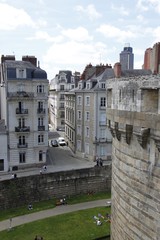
[17,68,26,79]
[78,83,82,89]
[86,83,90,89]
[101,83,105,89]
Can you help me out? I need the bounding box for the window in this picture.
[60,85,65,90]
[101,83,105,89]
[77,140,81,151]
[77,125,81,135]
[132,89,135,102]
[100,146,106,156]
[77,111,81,120]
[85,96,90,106]
[38,135,44,143]
[119,89,122,102]
[37,85,44,93]
[38,101,44,109]
[85,126,89,137]
[86,83,90,89]
[86,111,90,121]
[19,152,26,163]
[18,69,25,78]
[100,97,106,107]
[77,96,82,105]
[19,136,25,145]
[0,159,4,171]
[60,94,65,100]
[17,83,25,92]
[78,83,82,89]
[19,118,25,127]
[39,150,43,161]
[100,129,106,138]
[85,143,89,154]
[61,120,65,125]
[71,85,74,89]
[38,117,43,126]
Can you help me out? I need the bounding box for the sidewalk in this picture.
[0,199,111,232]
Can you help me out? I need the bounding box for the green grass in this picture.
[0,207,111,240]
[0,191,111,222]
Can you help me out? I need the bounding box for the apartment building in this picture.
[65,65,113,161]
[49,70,80,131]
[0,55,49,171]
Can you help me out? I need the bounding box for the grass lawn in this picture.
[0,191,111,221]
[0,206,111,240]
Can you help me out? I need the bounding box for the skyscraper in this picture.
[120,43,134,70]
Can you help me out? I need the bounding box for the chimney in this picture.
[114,62,121,78]
[22,55,37,67]
[1,55,15,63]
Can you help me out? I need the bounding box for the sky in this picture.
[0,0,160,80]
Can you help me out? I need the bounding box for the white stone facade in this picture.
[0,56,49,171]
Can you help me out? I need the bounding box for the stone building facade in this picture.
[106,64,160,240]
[0,55,49,171]
[66,65,113,161]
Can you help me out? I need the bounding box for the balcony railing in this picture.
[37,108,46,114]
[17,143,28,148]
[15,126,30,132]
[59,106,65,109]
[8,91,34,99]
[93,137,112,144]
[38,126,45,131]
[16,108,28,114]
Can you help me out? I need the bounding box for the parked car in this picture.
[51,139,58,147]
[57,137,66,146]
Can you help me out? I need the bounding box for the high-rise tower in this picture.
[120,43,134,70]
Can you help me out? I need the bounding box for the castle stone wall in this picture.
[0,166,111,210]
[106,75,160,240]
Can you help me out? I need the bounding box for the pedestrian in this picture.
[96,156,99,166]
[100,158,103,166]
[43,165,47,171]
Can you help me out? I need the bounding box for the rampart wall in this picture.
[0,166,111,210]
[106,75,160,240]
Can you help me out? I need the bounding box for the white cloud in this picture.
[42,40,114,79]
[75,4,102,20]
[152,26,160,43]
[61,27,93,42]
[27,31,63,43]
[136,0,149,11]
[96,24,135,43]
[136,0,160,13]
[0,3,35,30]
[111,4,129,16]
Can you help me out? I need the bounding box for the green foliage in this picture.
[0,207,111,240]
[0,191,111,221]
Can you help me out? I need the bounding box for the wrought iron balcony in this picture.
[15,126,30,132]
[16,108,28,114]
[93,137,112,144]
[8,91,34,99]
[38,126,45,131]
[37,108,46,114]
[17,143,28,148]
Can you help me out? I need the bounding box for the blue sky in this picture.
[0,0,160,80]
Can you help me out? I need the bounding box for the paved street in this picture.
[0,130,96,181]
